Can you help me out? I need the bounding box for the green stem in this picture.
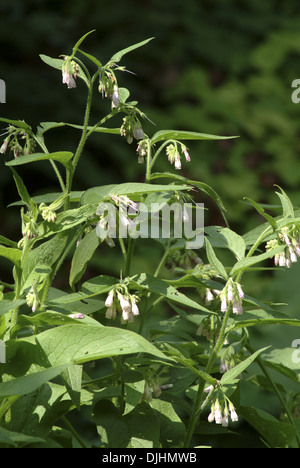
[183,306,231,448]
[236,225,273,283]
[124,237,135,277]
[61,416,89,448]
[34,136,66,193]
[86,108,121,138]
[148,140,173,176]
[66,76,96,207]
[153,247,170,278]
[145,138,153,183]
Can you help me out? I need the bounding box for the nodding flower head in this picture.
[104,287,140,324]
[266,226,300,269]
[120,115,144,144]
[219,279,244,315]
[207,393,239,427]
[62,57,79,89]
[136,140,148,164]
[166,142,191,170]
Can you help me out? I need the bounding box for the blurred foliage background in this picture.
[1,0,300,447]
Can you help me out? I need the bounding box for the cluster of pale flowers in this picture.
[105,288,140,324]
[204,385,238,427]
[219,278,244,315]
[62,57,79,89]
[166,142,191,170]
[266,226,300,268]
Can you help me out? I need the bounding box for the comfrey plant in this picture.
[0,31,300,448]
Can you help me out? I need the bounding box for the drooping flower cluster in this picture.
[204,386,238,427]
[207,398,238,426]
[266,226,300,268]
[136,140,149,164]
[142,380,162,403]
[62,57,79,89]
[219,278,244,315]
[166,142,191,170]
[98,68,120,109]
[120,115,144,144]
[0,125,35,158]
[105,287,140,324]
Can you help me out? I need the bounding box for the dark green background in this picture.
[1,0,300,447]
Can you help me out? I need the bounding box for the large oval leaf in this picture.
[6,151,73,169]
[35,324,172,365]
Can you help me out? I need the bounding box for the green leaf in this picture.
[109,37,154,63]
[36,121,66,136]
[221,347,270,384]
[39,54,64,71]
[77,48,102,68]
[69,228,102,288]
[150,172,228,227]
[93,400,159,448]
[239,405,296,448]
[10,167,36,212]
[230,309,300,331]
[0,427,45,448]
[130,272,213,314]
[38,204,96,239]
[150,399,186,447]
[81,182,189,205]
[72,30,96,56]
[207,227,246,261]
[0,236,18,248]
[123,373,145,415]
[230,245,285,277]
[0,246,22,266]
[243,197,277,231]
[35,324,172,366]
[0,117,32,133]
[0,364,70,398]
[9,191,83,207]
[6,151,73,169]
[205,238,228,279]
[275,185,295,218]
[150,130,239,145]
[0,300,26,316]
[61,364,82,410]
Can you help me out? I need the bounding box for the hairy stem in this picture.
[183,306,231,448]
